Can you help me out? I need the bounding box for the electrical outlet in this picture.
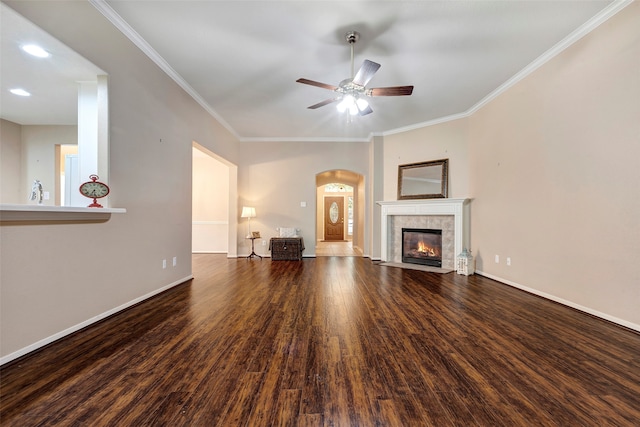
[172,257,177,267]
[495,255,500,264]
[506,257,511,266]
[162,259,167,269]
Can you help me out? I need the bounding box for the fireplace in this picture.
[378,199,469,267]
[402,228,443,267]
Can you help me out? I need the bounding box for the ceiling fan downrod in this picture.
[345,31,360,79]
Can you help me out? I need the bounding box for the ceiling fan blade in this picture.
[308,97,341,109]
[369,86,414,96]
[352,60,381,87]
[296,78,338,91]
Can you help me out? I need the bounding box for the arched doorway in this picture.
[316,170,364,256]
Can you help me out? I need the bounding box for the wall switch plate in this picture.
[262,240,267,246]
[162,259,167,269]
[172,257,177,267]
[300,201,307,207]
[495,255,500,264]
[506,257,511,266]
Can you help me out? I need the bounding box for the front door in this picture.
[324,197,344,241]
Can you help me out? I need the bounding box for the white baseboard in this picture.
[475,270,640,333]
[0,275,193,366]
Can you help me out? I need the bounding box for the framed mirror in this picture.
[397,159,449,200]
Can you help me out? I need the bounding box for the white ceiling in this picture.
[3,1,624,141]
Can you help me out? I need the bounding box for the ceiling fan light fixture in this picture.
[336,94,367,116]
[336,94,354,113]
[356,97,369,111]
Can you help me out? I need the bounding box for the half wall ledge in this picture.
[0,204,126,222]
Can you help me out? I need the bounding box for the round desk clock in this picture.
[79,174,109,208]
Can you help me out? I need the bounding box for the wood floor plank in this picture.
[218,371,263,426]
[245,332,294,426]
[1,255,639,426]
[274,388,302,427]
[300,325,325,416]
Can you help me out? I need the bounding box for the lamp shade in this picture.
[241,206,256,218]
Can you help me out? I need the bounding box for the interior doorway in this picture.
[192,142,237,256]
[55,144,79,206]
[315,170,364,257]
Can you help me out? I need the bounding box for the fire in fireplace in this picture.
[402,228,443,267]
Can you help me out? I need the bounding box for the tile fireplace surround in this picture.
[377,199,470,268]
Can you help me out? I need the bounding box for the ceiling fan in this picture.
[296,31,413,116]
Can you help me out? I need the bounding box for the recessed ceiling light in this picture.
[22,44,50,58]
[10,88,31,96]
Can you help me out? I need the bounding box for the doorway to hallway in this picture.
[316,170,364,257]
[192,143,233,255]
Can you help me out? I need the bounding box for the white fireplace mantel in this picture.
[377,199,470,263]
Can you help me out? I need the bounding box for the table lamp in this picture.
[241,206,256,238]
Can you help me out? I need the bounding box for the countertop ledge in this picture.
[1,204,126,221]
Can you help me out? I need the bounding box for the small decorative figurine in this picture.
[29,179,43,204]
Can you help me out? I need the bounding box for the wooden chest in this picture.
[269,237,304,261]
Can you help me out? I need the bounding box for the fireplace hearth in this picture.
[402,228,442,267]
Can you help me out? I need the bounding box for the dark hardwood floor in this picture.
[1,254,639,426]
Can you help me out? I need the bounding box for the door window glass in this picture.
[329,202,339,223]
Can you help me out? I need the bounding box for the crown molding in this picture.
[238,136,371,143]
[467,0,633,116]
[88,0,240,141]
[382,111,472,137]
[387,0,633,137]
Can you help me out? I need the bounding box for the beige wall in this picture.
[0,119,22,203]
[0,121,77,205]
[1,1,239,361]
[383,119,471,200]
[22,125,77,205]
[468,2,640,327]
[368,135,384,259]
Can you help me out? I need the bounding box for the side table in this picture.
[246,237,262,259]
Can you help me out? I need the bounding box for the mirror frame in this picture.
[397,159,449,200]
